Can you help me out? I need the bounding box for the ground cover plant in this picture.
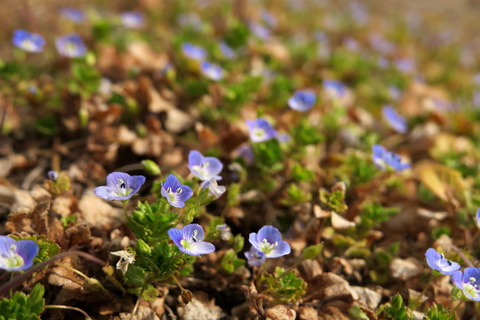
[3,0,480,319]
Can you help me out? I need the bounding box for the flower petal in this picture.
[0,236,16,256]
[268,240,291,258]
[163,174,180,190]
[129,175,146,193]
[15,240,39,268]
[257,225,282,244]
[168,228,183,246]
[182,224,205,242]
[188,150,204,167]
[188,242,215,255]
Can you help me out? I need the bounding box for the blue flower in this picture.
[200,61,224,81]
[234,144,254,164]
[382,106,407,133]
[0,236,39,271]
[288,90,317,112]
[60,8,85,23]
[55,34,87,58]
[160,174,193,208]
[425,248,460,275]
[372,145,410,171]
[200,179,226,200]
[323,80,347,100]
[48,170,59,181]
[182,43,206,61]
[249,22,271,40]
[168,224,215,256]
[244,247,266,267]
[219,42,236,59]
[94,172,146,201]
[121,12,144,29]
[249,225,290,258]
[452,268,480,301]
[187,150,223,181]
[246,118,278,143]
[476,209,480,229]
[12,30,45,53]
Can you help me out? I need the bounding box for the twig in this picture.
[0,250,105,297]
[45,304,92,320]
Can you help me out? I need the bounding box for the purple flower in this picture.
[168,224,215,256]
[382,106,407,133]
[234,144,254,164]
[0,236,39,271]
[249,22,271,41]
[288,89,317,112]
[452,268,480,301]
[60,8,85,23]
[94,172,146,201]
[121,12,144,29]
[388,86,401,100]
[187,150,223,181]
[425,248,460,275]
[55,34,87,58]
[200,179,226,199]
[246,118,278,143]
[372,145,410,171]
[476,208,480,229]
[249,225,290,258]
[323,80,347,100]
[182,43,206,61]
[219,42,236,59]
[48,170,59,181]
[395,57,416,74]
[200,61,224,81]
[244,247,266,267]
[12,30,45,53]
[160,174,193,208]
[216,224,231,241]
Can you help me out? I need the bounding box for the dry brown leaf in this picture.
[414,160,468,203]
[265,305,296,320]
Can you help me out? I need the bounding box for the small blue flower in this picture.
[395,57,416,74]
[382,106,407,133]
[60,8,85,23]
[0,236,39,271]
[121,11,144,29]
[216,224,232,241]
[182,43,206,61]
[246,118,278,143]
[12,30,45,53]
[249,22,271,40]
[219,42,236,59]
[476,208,480,229]
[288,90,317,112]
[323,80,347,100]
[48,170,59,181]
[187,150,223,181]
[249,225,290,258]
[372,145,410,171]
[160,174,193,208]
[200,61,224,81]
[55,34,87,58]
[260,10,277,27]
[425,248,460,275]
[94,172,146,201]
[388,86,401,101]
[168,224,215,256]
[234,144,254,164]
[200,179,226,200]
[452,268,480,301]
[244,247,266,267]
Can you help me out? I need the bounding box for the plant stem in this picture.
[45,304,92,320]
[449,244,474,267]
[0,250,105,297]
[129,285,147,320]
[55,263,108,293]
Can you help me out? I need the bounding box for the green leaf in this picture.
[0,284,45,320]
[301,244,323,260]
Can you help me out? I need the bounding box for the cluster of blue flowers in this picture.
[182,42,226,81]
[92,151,291,262]
[425,248,480,301]
[11,8,145,57]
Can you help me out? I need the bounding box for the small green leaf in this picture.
[301,244,323,260]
